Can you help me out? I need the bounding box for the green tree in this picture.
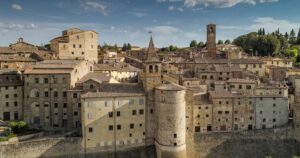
[197,41,204,48]
[284,32,289,39]
[190,40,198,48]
[297,28,300,44]
[291,29,296,38]
[122,43,127,51]
[217,40,224,44]
[44,44,50,50]
[169,45,178,51]
[225,40,231,44]
[127,43,132,51]
[262,28,265,35]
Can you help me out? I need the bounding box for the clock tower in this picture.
[206,24,217,57]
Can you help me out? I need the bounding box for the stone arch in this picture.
[155,65,159,72]
[149,65,153,73]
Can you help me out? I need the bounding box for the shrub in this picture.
[8,121,27,134]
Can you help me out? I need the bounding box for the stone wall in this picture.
[193,126,300,158]
[0,126,299,158]
[0,137,156,158]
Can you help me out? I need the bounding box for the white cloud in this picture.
[249,17,300,33]
[11,4,22,11]
[168,6,184,11]
[80,0,108,15]
[0,23,37,30]
[159,0,278,8]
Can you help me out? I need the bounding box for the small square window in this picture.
[132,110,137,115]
[89,127,93,133]
[109,125,113,131]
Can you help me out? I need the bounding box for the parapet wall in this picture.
[0,126,299,158]
[193,126,300,158]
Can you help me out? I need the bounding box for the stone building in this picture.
[0,70,23,121]
[23,60,93,130]
[94,63,140,83]
[81,83,146,152]
[50,28,98,63]
[254,96,289,129]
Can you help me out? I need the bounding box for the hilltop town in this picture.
[0,24,300,158]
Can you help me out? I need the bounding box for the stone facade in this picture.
[23,60,93,130]
[81,85,146,152]
[50,28,98,63]
[0,70,23,121]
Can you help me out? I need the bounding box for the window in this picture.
[78,103,81,108]
[44,104,49,107]
[14,86,17,89]
[246,85,251,90]
[117,125,121,130]
[54,103,58,108]
[14,102,18,106]
[174,134,177,138]
[72,52,74,55]
[35,78,39,84]
[63,91,67,97]
[44,78,49,84]
[117,111,120,117]
[130,124,134,129]
[129,99,134,105]
[79,44,82,48]
[109,125,113,131]
[74,112,78,116]
[5,86,8,90]
[132,110,137,115]
[225,111,230,114]
[139,98,145,105]
[6,102,9,107]
[239,85,242,89]
[54,91,58,97]
[53,78,58,84]
[14,94,17,98]
[218,111,222,114]
[82,52,84,55]
[63,103,67,108]
[73,93,77,98]
[273,104,276,107]
[202,75,207,80]
[219,101,222,105]
[90,84,94,89]
[273,119,276,122]
[88,113,93,119]
[73,44,76,48]
[104,101,108,107]
[108,112,113,118]
[139,109,144,115]
[89,127,93,133]
[44,91,49,97]
[5,94,9,98]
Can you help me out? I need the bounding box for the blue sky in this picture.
[0,0,299,47]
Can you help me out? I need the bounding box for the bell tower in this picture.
[206,24,217,57]
[143,36,162,145]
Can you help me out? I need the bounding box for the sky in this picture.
[0,0,300,48]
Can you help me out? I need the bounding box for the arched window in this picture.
[155,65,159,72]
[149,65,153,73]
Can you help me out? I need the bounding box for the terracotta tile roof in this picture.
[82,83,145,98]
[227,78,256,84]
[156,83,186,91]
[231,59,265,64]
[210,91,234,98]
[77,72,111,84]
[94,63,140,72]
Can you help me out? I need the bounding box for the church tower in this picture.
[206,24,217,57]
[143,36,162,145]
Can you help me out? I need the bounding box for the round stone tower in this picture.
[155,83,186,158]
